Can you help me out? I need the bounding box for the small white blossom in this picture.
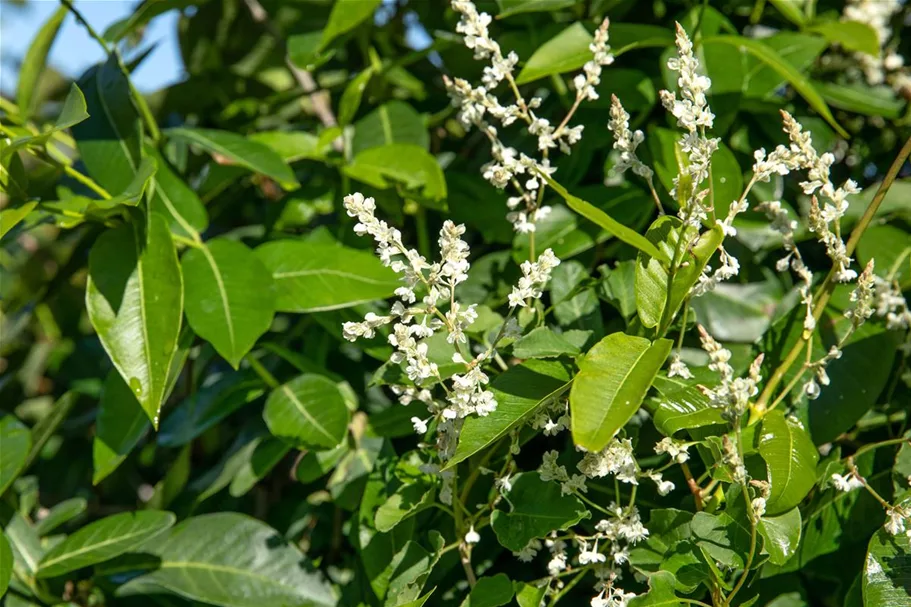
[464,526,480,544]
[508,248,561,307]
[655,437,690,463]
[411,417,429,435]
[578,439,639,484]
[667,353,694,379]
[832,472,865,492]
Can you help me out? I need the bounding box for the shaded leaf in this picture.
[460,573,514,607]
[491,473,589,551]
[321,0,382,49]
[93,371,150,485]
[0,529,11,598]
[511,327,581,359]
[758,411,819,515]
[17,5,67,118]
[864,528,911,607]
[0,416,31,497]
[34,498,88,536]
[758,507,801,566]
[807,21,880,57]
[264,374,350,450]
[629,571,682,607]
[344,143,447,207]
[146,144,208,238]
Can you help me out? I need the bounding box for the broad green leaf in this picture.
[460,573,514,607]
[229,438,290,497]
[99,155,157,208]
[817,82,904,119]
[159,373,264,447]
[352,101,429,155]
[651,375,725,436]
[857,224,911,289]
[255,240,400,313]
[446,360,572,469]
[181,238,275,369]
[4,84,89,159]
[103,0,195,42]
[381,534,444,605]
[0,416,31,497]
[570,332,672,451]
[807,21,880,57]
[516,23,592,84]
[743,33,827,99]
[758,507,801,566]
[375,481,435,532]
[511,327,581,359]
[629,571,682,607]
[264,374,350,450]
[635,216,724,329]
[288,31,336,72]
[704,35,847,137]
[599,260,638,319]
[690,282,778,343]
[146,145,208,238]
[515,582,548,607]
[5,512,42,578]
[0,529,11,597]
[496,0,576,18]
[758,411,819,515]
[338,65,377,125]
[541,174,669,263]
[92,371,150,485]
[34,498,88,536]
[690,511,752,569]
[86,212,183,426]
[864,528,911,606]
[165,127,298,190]
[321,0,382,49]
[0,202,37,240]
[37,511,175,578]
[344,143,447,207]
[73,55,143,194]
[769,0,806,25]
[249,130,326,163]
[115,513,334,607]
[610,24,675,56]
[16,5,66,118]
[491,473,589,551]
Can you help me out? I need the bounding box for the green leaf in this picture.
[86,212,183,426]
[496,0,577,18]
[516,22,592,85]
[100,155,157,208]
[4,84,89,159]
[0,202,37,241]
[690,511,751,569]
[73,55,144,194]
[338,66,377,126]
[33,498,88,536]
[25,391,78,471]
[229,438,290,498]
[743,33,826,99]
[635,216,724,329]
[115,513,334,607]
[769,0,806,25]
[491,473,589,551]
[511,327,582,359]
[570,332,672,451]
[541,174,669,263]
[264,374,350,450]
[255,239,400,313]
[146,145,209,238]
[321,0,382,49]
[0,416,31,497]
[288,31,336,72]
[181,238,275,369]
[460,573,514,607]
[704,35,848,137]
[651,375,725,436]
[248,130,326,163]
[0,529,11,597]
[806,21,880,57]
[629,571,682,607]
[816,82,904,119]
[165,128,298,190]
[864,528,911,606]
[37,511,175,578]
[515,582,548,607]
[16,5,66,118]
[758,507,801,566]
[352,101,429,155]
[446,360,572,469]
[610,24,675,56]
[690,282,778,343]
[344,143,447,207]
[375,482,435,533]
[857,224,911,289]
[758,411,819,515]
[92,371,150,485]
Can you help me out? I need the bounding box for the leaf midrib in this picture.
[273,268,396,285]
[280,384,337,445]
[199,244,236,355]
[40,523,167,571]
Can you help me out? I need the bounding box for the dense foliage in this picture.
[2,1,911,606]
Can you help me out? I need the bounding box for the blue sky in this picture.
[1,0,184,94]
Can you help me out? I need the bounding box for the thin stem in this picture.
[244,354,280,389]
[680,462,704,510]
[725,482,757,606]
[755,136,911,414]
[62,163,111,199]
[848,437,911,462]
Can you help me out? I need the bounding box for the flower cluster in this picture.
[509,249,561,307]
[577,439,639,484]
[842,0,910,95]
[698,326,764,421]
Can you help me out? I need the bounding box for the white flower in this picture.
[751,497,767,518]
[411,417,428,435]
[578,540,607,565]
[578,439,638,484]
[464,526,480,544]
[648,472,675,496]
[514,539,541,562]
[561,474,588,495]
[885,506,908,535]
[831,472,865,492]
[667,353,693,379]
[547,552,567,576]
[509,248,561,307]
[539,450,569,483]
[655,437,690,463]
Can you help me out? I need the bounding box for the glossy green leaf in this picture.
[817,81,904,119]
[92,371,150,485]
[0,416,31,497]
[0,202,37,241]
[758,411,819,515]
[807,21,880,57]
[541,173,668,263]
[651,375,725,436]
[165,127,298,190]
[491,473,589,551]
[181,238,275,369]
[264,374,350,450]
[516,23,592,84]
[375,481,435,533]
[255,239,399,313]
[511,327,582,359]
[352,101,429,155]
[73,55,144,194]
[460,573,514,607]
[570,332,672,451]
[629,571,682,607]
[338,66,377,126]
[4,84,89,159]
[34,498,88,536]
[321,0,382,49]
[100,155,157,208]
[86,212,183,426]
[37,511,175,578]
[248,130,326,163]
[743,33,826,99]
[344,143,447,206]
[864,528,911,606]
[758,507,802,566]
[446,360,572,469]
[115,513,334,607]
[0,529,11,597]
[704,35,848,137]
[635,216,724,329]
[16,5,66,118]
[146,145,208,238]
[515,582,548,607]
[690,511,752,569]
